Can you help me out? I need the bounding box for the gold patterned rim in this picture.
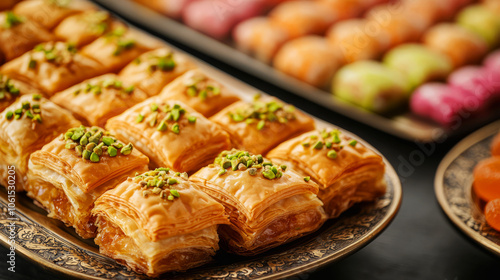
[435,120,500,257]
[0,142,401,280]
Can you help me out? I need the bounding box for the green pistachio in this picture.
[187,116,196,123]
[32,114,42,123]
[170,189,180,197]
[65,142,77,149]
[112,142,123,149]
[108,146,117,157]
[218,169,227,176]
[25,110,34,119]
[246,159,254,168]
[248,168,257,176]
[333,134,341,144]
[90,152,100,162]
[304,176,310,182]
[167,195,174,201]
[270,166,278,175]
[262,161,272,167]
[136,114,144,123]
[327,150,337,159]
[302,142,310,147]
[120,143,133,155]
[257,155,263,164]
[124,85,134,94]
[79,135,88,146]
[231,159,239,171]
[280,165,287,171]
[75,145,83,156]
[5,111,13,120]
[71,130,84,141]
[157,121,168,131]
[257,120,265,130]
[168,178,178,185]
[150,103,158,112]
[102,136,115,146]
[171,123,180,134]
[349,140,357,147]
[86,142,96,151]
[64,132,74,140]
[313,141,323,150]
[199,89,207,100]
[28,58,37,69]
[82,150,91,160]
[93,146,102,156]
[32,94,42,101]
[171,109,180,121]
[187,86,197,97]
[262,170,276,180]
[152,187,161,194]
[21,101,30,110]
[325,141,333,149]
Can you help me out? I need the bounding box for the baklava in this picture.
[1,41,102,95]
[27,125,149,238]
[81,26,161,73]
[0,10,55,61]
[13,0,95,30]
[191,149,327,255]
[106,99,231,172]
[51,74,148,127]
[92,167,229,276]
[0,74,42,112]
[0,94,80,191]
[53,10,114,47]
[119,47,197,97]
[210,95,315,154]
[159,69,241,117]
[267,128,386,218]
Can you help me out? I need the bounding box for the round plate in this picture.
[435,120,500,256]
[0,160,401,280]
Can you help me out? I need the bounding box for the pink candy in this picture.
[411,84,472,126]
[182,0,266,39]
[411,64,500,126]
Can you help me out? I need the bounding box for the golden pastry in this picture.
[51,74,148,127]
[210,95,315,154]
[0,74,43,113]
[119,47,197,97]
[27,125,149,238]
[1,41,103,95]
[0,10,55,62]
[0,94,80,191]
[81,26,162,73]
[106,99,231,172]
[159,69,240,117]
[191,149,327,255]
[92,167,229,276]
[13,0,95,30]
[267,128,386,218]
[53,10,115,47]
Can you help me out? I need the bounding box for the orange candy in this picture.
[491,132,500,156]
[473,156,500,202]
[485,199,500,231]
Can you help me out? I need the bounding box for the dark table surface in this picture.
[1,7,500,280]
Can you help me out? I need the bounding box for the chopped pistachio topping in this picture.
[61,125,133,162]
[105,27,135,56]
[84,11,110,35]
[136,102,193,134]
[214,149,285,180]
[32,42,76,66]
[304,176,310,182]
[5,95,43,124]
[228,95,296,131]
[0,76,21,101]
[147,52,176,72]
[134,168,184,201]
[183,75,221,101]
[301,129,356,160]
[3,11,24,29]
[74,78,134,97]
